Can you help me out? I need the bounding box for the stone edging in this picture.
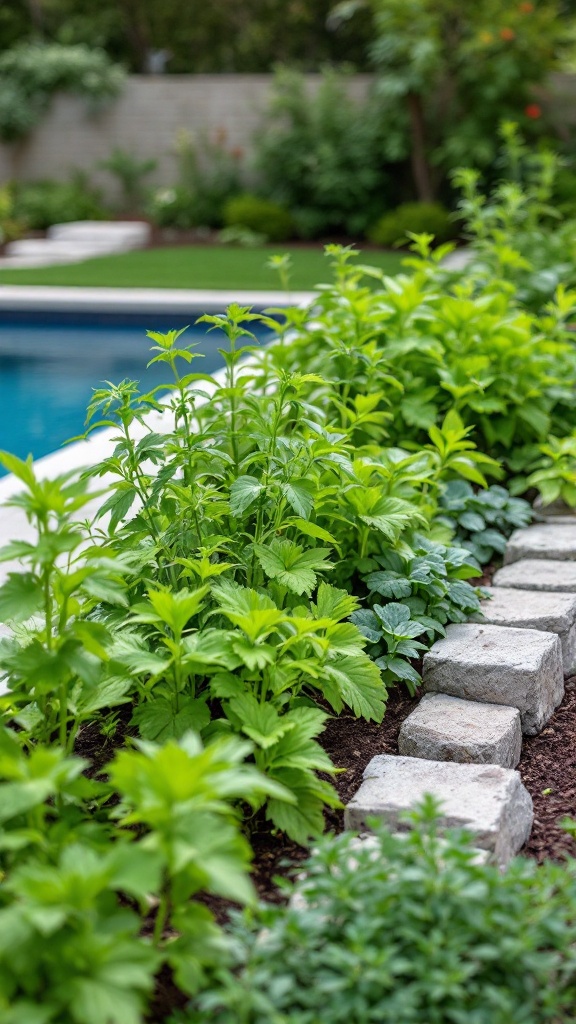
[344,522,576,866]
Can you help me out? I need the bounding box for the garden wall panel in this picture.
[0,74,373,199]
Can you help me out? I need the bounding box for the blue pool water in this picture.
[0,312,270,473]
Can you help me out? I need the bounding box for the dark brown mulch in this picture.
[519,676,576,862]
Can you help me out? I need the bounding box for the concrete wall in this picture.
[0,74,373,199]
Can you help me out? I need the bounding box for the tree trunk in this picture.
[407,91,435,202]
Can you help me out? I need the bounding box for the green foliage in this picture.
[5,0,372,74]
[335,0,573,198]
[223,194,294,243]
[185,803,576,1024]
[98,148,157,213]
[351,536,484,691]
[526,433,576,507]
[368,201,456,247]
[255,67,404,238]
[0,43,124,142]
[439,481,532,563]
[0,726,274,1019]
[147,132,243,230]
[262,240,576,478]
[452,126,576,312]
[0,184,25,245]
[12,176,107,231]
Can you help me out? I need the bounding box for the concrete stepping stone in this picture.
[493,558,576,593]
[398,693,522,768]
[472,587,576,675]
[48,220,151,248]
[422,622,564,734]
[344,754,533,867]
[505,524,576,564]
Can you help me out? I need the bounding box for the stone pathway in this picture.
[345,521,576,864]
[0,220,151,268]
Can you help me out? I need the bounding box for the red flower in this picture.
[525,103,542,119]
[500,27,516,41]
[519,1,534,11]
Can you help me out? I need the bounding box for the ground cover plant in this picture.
[180,803,576,1024]
[4,146,576,1017]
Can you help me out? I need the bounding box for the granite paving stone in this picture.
[472,587,576,675]
[398,693,522,767]
[504,524,576,564]
[344,754,533,867]
[422,622,564,734]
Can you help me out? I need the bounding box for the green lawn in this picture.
[0,244,404,291]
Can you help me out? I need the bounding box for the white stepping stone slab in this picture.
[505,524,576,564]
[48,220,151,247]
[472,587,576,675]
[6,239,132,258]
[493,558,576,593]
[422,622,564,735]
[344,754,533,867]
[398,693,522,768]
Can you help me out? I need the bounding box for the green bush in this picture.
[186,804,576,1024]
[223,194,293,242]
[255,67,405,238]
[368,201,456,247]
[12,176,107,230]
[0,43,124,142]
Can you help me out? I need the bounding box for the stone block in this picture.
[344,754,533,867]
[48,220,151,247]
[493,558,576,593]
[398,693,522,767]
[422,622,564,734]
[473,587,576,675]
[504,524,576,564]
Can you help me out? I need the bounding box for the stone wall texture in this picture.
[0,74,373,200]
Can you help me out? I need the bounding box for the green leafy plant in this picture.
[368,201,456,247]
[351,535,484,690]
[255,67,403,238]
[0,43,124,142]
[0,452,133,750]
[0,725,278,1020]
[98,148,157,213]
[12,175,107,230]
[526,433,576,508]
[438,480,532,563]
[333,0,572,199]
[222,194,293,243]
[184,801,576,1024]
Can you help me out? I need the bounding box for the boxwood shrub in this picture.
[184,803,576,1024]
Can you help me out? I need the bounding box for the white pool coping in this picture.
[0,286,316,584]
[0,285,316,314]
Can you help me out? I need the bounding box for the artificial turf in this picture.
[0,244,404,291]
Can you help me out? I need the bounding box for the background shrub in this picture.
[185,805,576,1024]
[255,67,406,238]
[12,175,107,230]
[368,201,456,247]
[223,194,293,242]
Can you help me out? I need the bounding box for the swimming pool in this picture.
[0,311,271,473]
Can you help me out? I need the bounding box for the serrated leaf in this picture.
[323,655,385,722]
[254,540,332,596]
[0,572,43,624]
[282,479,315,519]
[291,518,340,548]
[228,694,293,749]
[364,570,412,600]
[229,475,264,516]
[131,696,210,741]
